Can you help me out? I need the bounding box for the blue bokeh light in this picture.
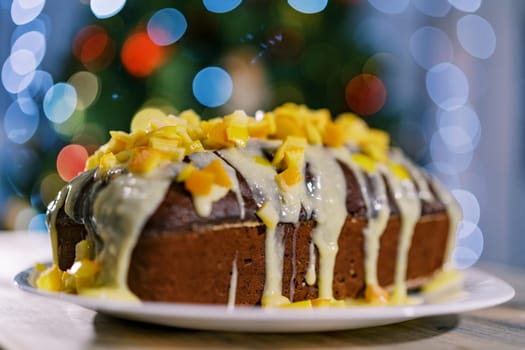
[452,189,480,225]
[10,0,46,25]
[437,105,481,149]
[367,0,409,14]
[12,31,46,67]
[11,17,49,43]
[9,50,37,76]
[90,0,127,19]
[17,70,54,104]
[412,0,451,17]
[192,67,233,108]
[410,27,453,70]
[1,55,35,94]
[28,213,47,232]
[147,8,187,46]
[4,99,40,144]
[448,0,482,13]
[454,224,483,269]
[43,83,78,124]
[203,0,242,14]
[426,63,469,111]
[288,0,328,14]
[457,15,496,59]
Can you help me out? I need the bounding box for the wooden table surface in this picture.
[0,232,523,350]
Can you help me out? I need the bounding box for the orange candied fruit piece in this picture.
[184,169,215,196]
[276,165,302,188]
[323,122,346,148]
[128,147,167,173]
[202,159,232,188]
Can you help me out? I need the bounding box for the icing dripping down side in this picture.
[227,252,238,311]
[381,165,422,304]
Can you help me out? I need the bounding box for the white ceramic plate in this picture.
[14,267,514,332]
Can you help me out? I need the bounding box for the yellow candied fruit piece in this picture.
[75,240,93,261]
[224,110,250,126]
[178,109,201,127]
[323,122,346,147]
[389,162,411,181]
[352,153,376,173]
[184,169,215,196]
[283,147,305,169]
[34,262,47,273]
[207,121,229,147]
[115,150,132,163]
[86,151,102,170]
[247,119,272,139]
[272,136,307,168]
[256,202,279,229]
[226,125,249,147]
[202,159,232,188]
[274,116,304,140]
[176,163,196,182]
[263,112,277,135]
[128,147,167,173]
[360,143,387,163]
[61,271,76,293]
[305,121,323,144]
[185,140,204,154]
[149,136,181,151]
[311,298,332,308]
[335,112,369,142]
[362,129,390,150]
[36,265,62,292]
[99,152,117,170]
[69,259,101,291]
[105,137,127,154]
[365,284,389,305]
[276,165,302,189]
[280,299,312,309]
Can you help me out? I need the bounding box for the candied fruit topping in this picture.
[86,103,392,175]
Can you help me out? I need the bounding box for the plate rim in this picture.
[13,266,515,331]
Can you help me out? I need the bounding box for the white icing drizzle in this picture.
[83,167,173,301]
[431,179,462,270]
[289,223,299,301]
[390,148,435,203]
[332,147,390,289]
[262,214,289,306]
[193,185,229,217]
[227,252,238,310]
[305,240,316,286]
[304,145,347,300]
[189,152,245,219]
[380,165,421,304]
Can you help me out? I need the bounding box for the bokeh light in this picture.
[412,0,450,17]
[454,224,483,269]
[9,49,36,76]
[430,131,473,174]
[452,189,480,225]
[457,15,496,59]
[203,0,242,14]
[3,146,41,195]
[288,0,328,14]
[409,27,453,70]
[437,105,481,148]
[192,66,233,108]
[448,0,482,13]
[72,25,115,72]
[131,107,167,132]
[28,213,47,232]
[1,54,35,93]
[12,30,46,68]
[426,63,469,111]
[4,99,39,144]
[90,0,127,19]
[10,0,46,25]
[147,8,187,46]
[39,173,65,207]
[67,71,100,110]
[121,31,166,77]
[367,0,409,14]
[345,73,386,116]
[17,70,53,104]
[439,126,475,154]
[43,82,78,124]
[56,144,88,182]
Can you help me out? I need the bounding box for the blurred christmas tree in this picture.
[1,0,396,230]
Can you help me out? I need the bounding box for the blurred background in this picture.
[0,0,520,269]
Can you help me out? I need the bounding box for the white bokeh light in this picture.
[410,27,454,70]
[452,189,480,225]
[10,0,46,25]
[457,14,496,59]
[448,0,482,13]
[426,63,469,111]
[90,0,127,19]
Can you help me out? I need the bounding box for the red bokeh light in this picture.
[121,31,167,77]
[73,25,115,72]
[345,74,387,116]
[56,144,89,182]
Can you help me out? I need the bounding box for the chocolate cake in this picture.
[38,103,461,307]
